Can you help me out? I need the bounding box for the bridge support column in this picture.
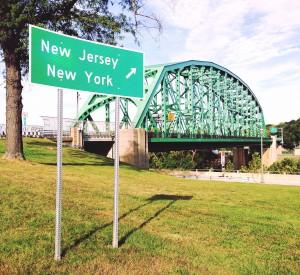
[118,128,149,169]
[233,147,248,170]
[71,127,83,149]
[262,136,280,167]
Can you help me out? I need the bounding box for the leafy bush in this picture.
[225,160,234,171]
[248,152,262,172]
[149,153,164,169]
[268,158,300,174]
[241,152,262,173]
[240,152,261,173]
[149,151,196,170]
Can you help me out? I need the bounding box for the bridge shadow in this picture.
[61,194,192,257]
[39,150,114,166]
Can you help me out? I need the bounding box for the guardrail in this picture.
[0,125,71,139]
[83,133,114,140]
[0,121,118,139]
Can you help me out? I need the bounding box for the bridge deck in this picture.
[150,137,272,143]
[148,137,273,152]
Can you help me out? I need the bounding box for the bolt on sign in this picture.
[29,25,144,98]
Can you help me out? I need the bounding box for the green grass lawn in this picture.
[0,138,300,274]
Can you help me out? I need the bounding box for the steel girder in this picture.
[76,60,265,139]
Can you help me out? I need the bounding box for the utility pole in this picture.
[260,128,264,183]
[76,92,79,118]
[280,127,284,145]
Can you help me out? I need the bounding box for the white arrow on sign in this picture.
[125,68,137,79]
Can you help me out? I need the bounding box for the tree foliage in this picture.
[0,0,160,159]
[0,0,160,72]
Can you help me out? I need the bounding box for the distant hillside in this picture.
[267,117,300,149]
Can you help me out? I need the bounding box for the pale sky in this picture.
[0,0,299,125]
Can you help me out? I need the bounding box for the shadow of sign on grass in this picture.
[118,194,193,245]
[62,194,192,257]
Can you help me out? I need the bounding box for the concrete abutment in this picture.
[107,128,149,169]
[118,128,149,169]
[70,127,83,148]
[262,136,282,167]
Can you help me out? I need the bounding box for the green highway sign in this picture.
[29,25,144,98]
[270,127,278,134]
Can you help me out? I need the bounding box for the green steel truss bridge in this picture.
[76,60,267,150]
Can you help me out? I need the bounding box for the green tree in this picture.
[0,0,160,159]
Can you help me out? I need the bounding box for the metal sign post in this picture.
[55,88,63,260]
[29,25,144,257]
[113,96,120,248]
[260,128,264,183]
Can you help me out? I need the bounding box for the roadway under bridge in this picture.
[73,60,277,168]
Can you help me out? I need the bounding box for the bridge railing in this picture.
[0,124,5,137]
[81,121,124,140]
[0,124,46,138]
[0,124,72,138]
[83,131,115,140]
[148,131,263,140]
[0,120,118,139]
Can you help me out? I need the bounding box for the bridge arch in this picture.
[77,60,265,138]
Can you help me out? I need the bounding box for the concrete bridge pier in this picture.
[71,126,149,169]
[233,147,249,170]
[118,128,149,169]
[70,127,83,149]
[109,128,149,169]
